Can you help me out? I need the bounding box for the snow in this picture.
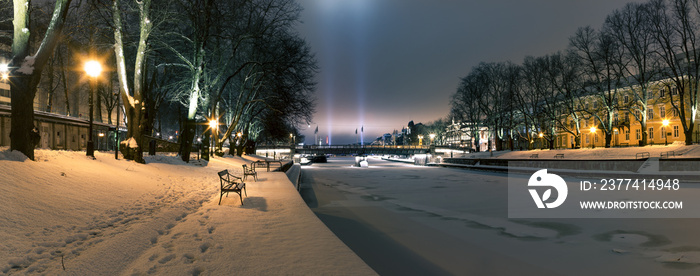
[0,149,374,275]
[460,142,699,160]
[17,56,35,75]
[123,137,139,148]
[304,157,700,275]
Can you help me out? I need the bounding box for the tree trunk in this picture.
[179,118,195,163]
[10,74,40,160]
[685,124,694,145]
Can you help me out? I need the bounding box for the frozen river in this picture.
[300,156,700,276]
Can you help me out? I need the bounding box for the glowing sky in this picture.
[294,0,640,145]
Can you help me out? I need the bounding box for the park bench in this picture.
[242,164,258,181]
[530,154,538,159]
[660,151,675,159]
[217,170,247,205]
[636,152,650,159]
[554,153,565,159]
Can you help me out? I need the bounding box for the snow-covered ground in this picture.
[0,149,375,275]
[461,142,700,159]
[302,157,700,275]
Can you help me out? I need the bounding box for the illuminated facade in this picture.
[554,80,700,149]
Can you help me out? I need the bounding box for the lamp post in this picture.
[84,60,102,158]
[662,119,670,146]
[590,126,597,149]
[209,119,218,157]
[114,91,120,159]
[418,135,424,146]
[429,133,436,145]
[538,132,544,149]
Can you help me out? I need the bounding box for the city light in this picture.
[84,60,102,78]
[589,126,596,133]
[209,119,218,130]
[538,132,543,138]
[1,63,8,81]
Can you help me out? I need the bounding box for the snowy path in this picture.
[301,157,700,275]
[1,150,375,275]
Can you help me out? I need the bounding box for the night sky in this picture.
[294,0,639,145]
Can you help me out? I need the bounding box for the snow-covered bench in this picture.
[218,170,247,205]
[243,164,258,181]
[554,154,564,159]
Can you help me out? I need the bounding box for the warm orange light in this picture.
[84,60,102,78]
[538,132,543,138]
[590,126,597,133]
[662,119,670,127]
[209,119,218,130]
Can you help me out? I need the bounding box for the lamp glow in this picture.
[209,119,218,129]
[590,126,597,133]
[0,63,8,72]
[662,119,670,127]
[84,61,102,78]
[538,132,543,138]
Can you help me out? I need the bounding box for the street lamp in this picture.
[209,119,218,156]
[0,63,8,81]
[538,132,544,149]
[429,133,436,145]
[589,126,597,149]
[84,60,102,158]
[662,119,670,146]
[418,135,424,146]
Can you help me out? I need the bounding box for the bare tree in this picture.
[606,2,660,146]
[451,70,486,152]
[649,0,700,145]
[570,26,625,148]
[111,0,156,163]
[544,51,586,148]
[9,0,73,160]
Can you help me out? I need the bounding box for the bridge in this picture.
[255,145,433,157]
[295,145,431,155]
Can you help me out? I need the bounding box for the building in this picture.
[555,80,700,149]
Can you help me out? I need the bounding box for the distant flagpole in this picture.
[314,125,318,146]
